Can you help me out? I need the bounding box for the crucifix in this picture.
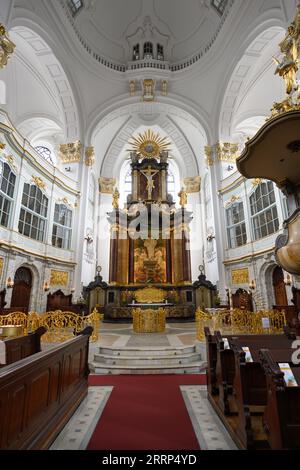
[140,166,159,200]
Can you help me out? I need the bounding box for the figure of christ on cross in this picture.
[140,166,159,200]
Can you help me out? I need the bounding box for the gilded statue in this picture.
[0,24,15,69]
[178,187,187,207]
[112,187,120,209]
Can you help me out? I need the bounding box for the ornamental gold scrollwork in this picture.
[85,146,95,166]
[134,286,166,303]
[59,140,82,163]
[204,146,214,166]
[0,257,3,279]
[31,176,46,190]
[0,24,16,69]
[132,307,166,333]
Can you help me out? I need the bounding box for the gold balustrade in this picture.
[0,309,101,342]
[195,308,287,341]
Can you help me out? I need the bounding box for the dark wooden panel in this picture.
[0,326,92,449]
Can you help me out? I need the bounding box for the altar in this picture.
[132,307,166,333]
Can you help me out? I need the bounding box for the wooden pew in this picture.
[259,349,300,449]
[0,327,46,367]
[0,326,92,450]
[230,340,296,449]
[214,331,296,416]
[204,327,218,396]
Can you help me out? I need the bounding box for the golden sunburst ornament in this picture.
[128,129,171,159]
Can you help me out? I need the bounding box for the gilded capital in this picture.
[31,176,46,190]
[0,24,16,69]
[99,177,116,194]
[216,142,239,162]
[183,176,201,193]
[85,146,95,166]
[59,140,82,163]
[204,146,214,166]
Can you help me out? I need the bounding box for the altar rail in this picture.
[0,309,101,342]
[196,308,286,341]
[0,326,92,449]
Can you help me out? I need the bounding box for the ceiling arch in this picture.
[9,15,82,141]
[218,21,286,140]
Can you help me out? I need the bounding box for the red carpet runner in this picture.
[87,374,206,450]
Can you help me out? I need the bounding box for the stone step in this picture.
[93,352,201,366]
[98,345,196,357]
[89,361,205,375]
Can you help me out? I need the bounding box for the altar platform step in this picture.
[90,345,204,375]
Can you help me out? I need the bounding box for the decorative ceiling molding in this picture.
[57,0,235,73]
[219,25,285,140]
[10,25,80,140]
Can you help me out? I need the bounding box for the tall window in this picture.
[167,171,175,201]
[157,44,164,61]
[18,184,48,241]
[144,42,153,59]
[68,0,83,15]
[211,0,228,15]
[226,202,247,248]
[250,181,279,240]
[52,204,72,249]
[133,44,140,61]
[0,161,16,228]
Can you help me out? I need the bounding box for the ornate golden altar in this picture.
[132,307,166,333]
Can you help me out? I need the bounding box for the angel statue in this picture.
[178,187,187,207]
[112,187,120,209]
[274,23,299,96]
[0,24,16,69]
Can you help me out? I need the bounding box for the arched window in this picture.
[167,171,175,201]
[35,146,55,165]
[52,204,72,249]
[0,161,16,228]
[133,44,140,61]
[18,184,48,241]
[250,181,279,240]
[157,44,164,61]
[144,42,153,59]
[226,202,247,248]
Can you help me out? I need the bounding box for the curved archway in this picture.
[218,24,286,140]
[8,20,81,141]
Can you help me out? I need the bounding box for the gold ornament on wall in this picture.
[128,129,171,159]
[142,79,155,102]
[225,195,241,207]
[204,146,214,166]
[183,176,201,193]
[50,270,69,287]
[31,176,46,190]
[0,24,16,69]
[270,3,300,116]
[252,178,263,187]
[85,146,95,166]
[99,177,116,194]
[216,142,240,162]
[231,268,249,285]
[59,140,82,163]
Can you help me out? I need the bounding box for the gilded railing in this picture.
[0,309,101,342]
[195,307,287,341]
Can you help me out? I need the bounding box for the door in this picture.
[11,267,32,312]
[273,266,288,306]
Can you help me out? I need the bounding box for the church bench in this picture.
[204,327,218,396]
[213,331,296,416]
[0,326,92,450]
[230,340,297,449]
[259,349,300,449]
[0,326,46,367]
